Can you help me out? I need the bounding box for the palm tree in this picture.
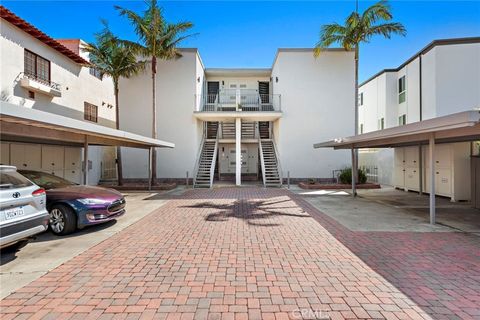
[115,0,194,185]
[83,23,145,186]
[314,0,405,191]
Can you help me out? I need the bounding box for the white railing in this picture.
[209,134,219,188]
[257,126,267,187]
[195,89,281,112]
[192,135,205,188]
[271,132,283,186]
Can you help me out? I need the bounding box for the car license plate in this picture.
[3,207,25,220]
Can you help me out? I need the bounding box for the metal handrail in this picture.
[257,126,267,187]
[20,72,61,91]
[209,130,219,188]
[271,131,283,186]
[196,91,281,112]
[192,134,205,188]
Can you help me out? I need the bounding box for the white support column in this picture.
[148,147,153,191]
[235,118,241,186]
[83,135,89,185]
[429,134,436,224]
[351,147,357,198]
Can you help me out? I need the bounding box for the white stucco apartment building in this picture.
[118,48,355,187]
[358,37,480,200]
[0,6,174,185]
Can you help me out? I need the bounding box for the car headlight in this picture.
[78,198,108,205]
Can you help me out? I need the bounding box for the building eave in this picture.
[0,5,90,65]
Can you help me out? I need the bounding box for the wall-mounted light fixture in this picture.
[222,80,225,86]
[275,77,279,83]
[197,76,200,83]
[102,102,106,106]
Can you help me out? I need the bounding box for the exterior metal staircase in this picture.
[193,123,219,188]
[241,122,255,139]
[259,138,282,187]
[221,122,235,139]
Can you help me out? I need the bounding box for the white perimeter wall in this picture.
[119,50,202,179]
[271,50,355,179]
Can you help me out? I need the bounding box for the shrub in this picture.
[339,167,367,184]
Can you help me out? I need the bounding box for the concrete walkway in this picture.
[1,188,479,319]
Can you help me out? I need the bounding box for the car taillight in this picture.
[32,188,46,197]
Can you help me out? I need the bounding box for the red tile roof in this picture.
[0,5,89,65]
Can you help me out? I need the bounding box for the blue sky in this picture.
[2,1,480,81]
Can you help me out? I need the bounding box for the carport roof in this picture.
[0,101,175,149]
[314,110,480,149]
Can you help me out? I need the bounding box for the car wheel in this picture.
[49,204,76,235]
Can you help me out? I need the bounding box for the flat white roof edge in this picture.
[0,101,174,148]
[314,109,480,148]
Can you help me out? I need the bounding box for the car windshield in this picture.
[19,171,76,190]
[0,169,33,189]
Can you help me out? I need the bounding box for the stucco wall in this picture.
[271,49,355,179]
[0,20,116,127]
[118,50,202,179]
[0,19,117,185]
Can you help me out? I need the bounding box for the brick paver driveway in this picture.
[1,188,479,319]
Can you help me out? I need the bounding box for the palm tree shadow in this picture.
[181,196,310,226]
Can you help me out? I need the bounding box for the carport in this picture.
[314,110,480,224]
[0,101,174,189]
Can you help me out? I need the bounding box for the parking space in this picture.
[0,192,170,299]
[294,185,480,233]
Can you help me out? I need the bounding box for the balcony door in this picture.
[207,81,219,103]
[258,81,269,103]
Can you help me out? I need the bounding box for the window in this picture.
[359,92,364,106]
[84,102,98,122]
[378,117,385,130]
[24,49,50,83]
[398,114,406,126]
[89,67,103,80]
[28,91,35,99]
[398,76,406,103]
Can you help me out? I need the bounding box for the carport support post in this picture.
[351,147,357,198]
[429,134,436,224]
[148,147,153,191]
[83,136,88,185]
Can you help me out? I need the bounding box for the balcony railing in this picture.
[195,89,281,112]
[21,72,61,91]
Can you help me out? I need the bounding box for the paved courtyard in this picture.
[1,188,479,319]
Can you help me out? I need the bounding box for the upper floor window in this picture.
[24,49,50,82]
[89,67,103,80]
[398,76,406,103]
[398,114,406,126]
[359,92,364,106]
[84,102,98,123]
[378,117,385,130]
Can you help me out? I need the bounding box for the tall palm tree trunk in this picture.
[114,82,124,186]
[151,55,158,185]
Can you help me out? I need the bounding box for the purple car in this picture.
[19,170,125,235]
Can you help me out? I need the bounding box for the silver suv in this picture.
[0,166,49,249]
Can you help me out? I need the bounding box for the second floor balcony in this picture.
[19,72,62,97]
[195,89,281,113]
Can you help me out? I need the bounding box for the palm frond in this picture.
[361,0,393,27]
[364,22,406,41]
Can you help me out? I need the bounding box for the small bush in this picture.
[339,168,367,184]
